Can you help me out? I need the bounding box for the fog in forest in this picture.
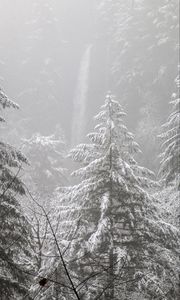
[0,0,177,170]
[0,1,179,299]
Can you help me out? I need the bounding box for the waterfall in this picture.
[71,44,92,146]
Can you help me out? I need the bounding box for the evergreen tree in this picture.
[159,68,180,188]
[22,129,68,271]
[0,87,33,299]
[23,128,67,200]
[58,94,179,299]
[96,0,179,171]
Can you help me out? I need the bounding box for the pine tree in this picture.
[22,128,68,200]
[31,94,179,299]
[58,94,179,299]
[0,87,33,299]
[159,68,180,188]
[22,129,68,271]
[96,0,178,171]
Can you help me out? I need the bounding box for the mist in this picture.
[0,1,179,299]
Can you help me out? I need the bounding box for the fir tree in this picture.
[0,87,33,299]
[22,129,68,271]
[30,94,179,300]
[22,128,68,200]
[58,94,179,299]
[159,68,180,188]
[96,0,179,171]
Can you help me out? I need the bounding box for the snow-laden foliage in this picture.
[22,128,68,199]
[96,0,179,171]
[155,185,180,228]
[0,89,34,299]
[0,87,19,122]
[22,130,67,259]
[52,94,180,300]
[159,68,180,188]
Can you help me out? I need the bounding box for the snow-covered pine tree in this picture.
[22,129,68,269]
[159,68,180,189]
[57,94,179,300]
[0,88,33,299]
[22,128,68,200]
[96,0,179,171]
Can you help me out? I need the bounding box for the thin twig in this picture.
[25,185,81,300]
